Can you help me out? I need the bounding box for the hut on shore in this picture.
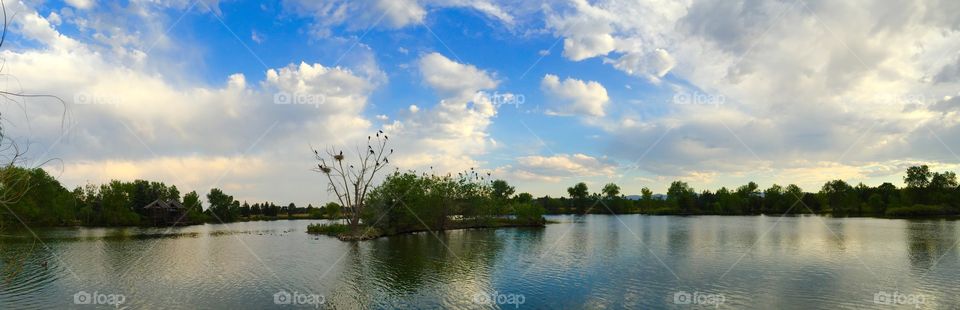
[144,199,187,226]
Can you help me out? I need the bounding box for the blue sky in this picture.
[5,0,960,205]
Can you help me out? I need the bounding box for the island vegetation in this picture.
[307,131,546,240]
[307,171,547,240]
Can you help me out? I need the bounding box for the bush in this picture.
[306,223,352,235]
[512,203,545,224]
[885,204,954,217]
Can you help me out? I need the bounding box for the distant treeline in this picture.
[1,164,956,228]
[0,166,339,227]
[536,165,959,217]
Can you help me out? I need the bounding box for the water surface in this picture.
[1,215,958,309]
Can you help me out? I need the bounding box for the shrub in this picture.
[885,204,953,217]
[512,203,545,224]
[306,223,351,235]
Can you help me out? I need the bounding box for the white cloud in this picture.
[419,52,498,101]
[530,0,960,189]
[1,4,380,205]
[65,0,95,10]
[382,53,500,173]
[283,0,518,36]
[506,153,618,183]
[374,0,427,28]
[606,48,676,83]
[541,74,609,117]
[251,31,264,44]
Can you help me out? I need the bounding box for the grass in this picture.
[306,223,352,236]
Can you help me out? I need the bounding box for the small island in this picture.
[306,132,547,241]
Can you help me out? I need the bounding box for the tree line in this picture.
[537,165,959,217]
[0,166,339,227]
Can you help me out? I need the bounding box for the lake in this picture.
[1,215,958,309]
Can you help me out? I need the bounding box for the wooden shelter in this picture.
[144,199,187,226]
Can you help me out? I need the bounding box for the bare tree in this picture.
[313,131,392,228]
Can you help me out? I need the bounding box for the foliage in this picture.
[567,182,590,213]
[306,223,352,235]
[491,179,515,201]
[511,202,546,224]
[0,167,317,227]
[602,183,621,198]
[532,165,958,218]
[361,172,544,235]
[885,205,954,217]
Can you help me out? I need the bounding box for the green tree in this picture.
[567,182,590,213]
[515,192,534,204]
[206,188,238,222]
[324,202,341,219]
[763,184,784,214]
[667,181,696,214]
[904,165,932,188]
[820,180,856,215]
[641,187,653,200]
[182,190,205,223]
[602,183,621,198]
[491,179,515,201]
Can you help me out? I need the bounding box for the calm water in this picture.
[1,215,958,309]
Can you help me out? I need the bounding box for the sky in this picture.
[2,0,960,206]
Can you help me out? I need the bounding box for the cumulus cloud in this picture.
[2,3,381,205]
[65,0,95,10]
[382,53,500,173]
[606,49,676,83]
[541,74,609,117]
[419,52,498,100]
[529,0,960,189]
[283,0,520,36]
[505,153,618,183]
[934,55,960,83]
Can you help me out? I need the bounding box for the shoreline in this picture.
[6,212,959,231]
[309,219,549,241]
[1,216,334,230]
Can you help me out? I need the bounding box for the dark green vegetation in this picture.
[2,162,955,231]
[0,166,336,228]
[308,171,546,240]
[540,165,959,218]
